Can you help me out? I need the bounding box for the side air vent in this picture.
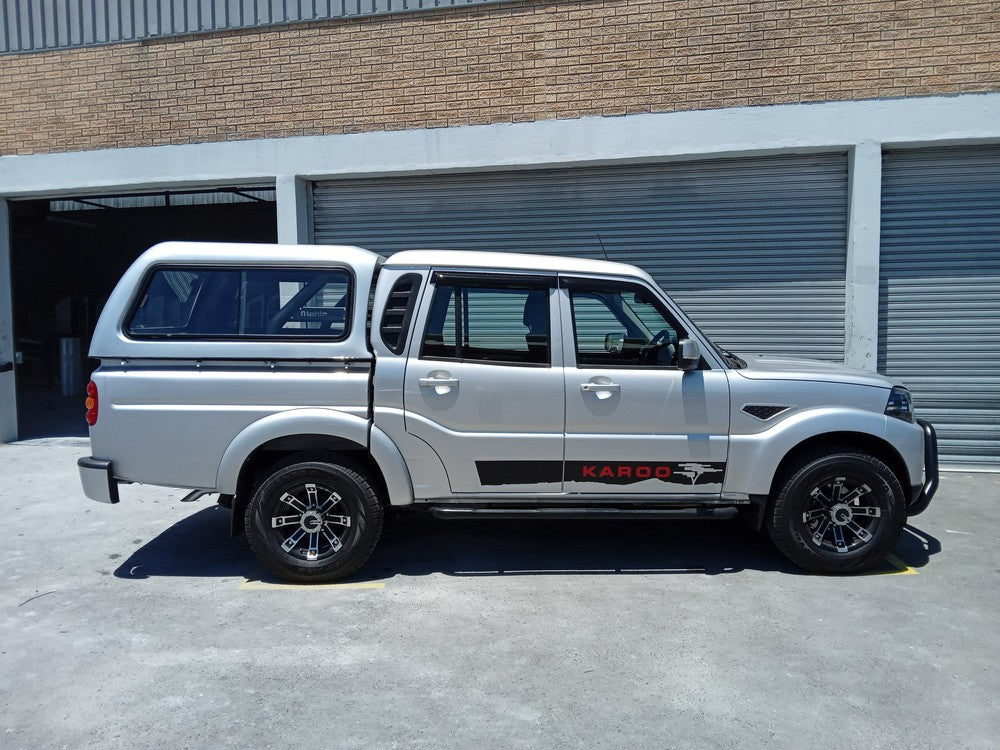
[379,274,420,355]
[742,404,791,421]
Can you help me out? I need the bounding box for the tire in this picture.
[767,452,906,574]
[245,459,384,583]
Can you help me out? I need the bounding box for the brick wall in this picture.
[0,0,997,156]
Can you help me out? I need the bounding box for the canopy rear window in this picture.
[126,267,352,340]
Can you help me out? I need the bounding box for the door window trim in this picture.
[418,274,556,368]
[561,276,695,370]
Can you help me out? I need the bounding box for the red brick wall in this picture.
[1,0,997,155]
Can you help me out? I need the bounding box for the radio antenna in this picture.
[596,234,611,262]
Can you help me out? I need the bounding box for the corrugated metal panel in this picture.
[880,146,1000,467]
[0,0,516,54]
[314,154,849,361]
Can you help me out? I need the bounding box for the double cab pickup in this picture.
[79,242,938,581]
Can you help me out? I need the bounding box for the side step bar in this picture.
[428,506,739,521]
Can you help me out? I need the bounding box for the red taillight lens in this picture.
[85,380,98,426]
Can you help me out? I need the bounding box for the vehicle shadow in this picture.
[112,503,942,583]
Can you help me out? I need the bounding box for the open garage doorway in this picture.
[9,188,276,439]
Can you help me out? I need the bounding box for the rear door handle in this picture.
[580,382,620,393]
[419,377,460,388]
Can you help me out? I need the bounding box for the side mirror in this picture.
[604,332,625,354]
[677,338,701,371]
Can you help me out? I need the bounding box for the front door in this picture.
[559,277,730,495]
[402,272,564,494]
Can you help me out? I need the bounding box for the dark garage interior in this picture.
[9,190,277,439]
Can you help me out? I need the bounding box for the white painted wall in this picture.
[844,142,883,370]
[275,176,312,244]
[1,92,999,440]
[0,200,17,442]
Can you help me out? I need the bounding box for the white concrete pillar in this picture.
[275,176,312,244]
[844,141,883,371]
[0,199,17,442]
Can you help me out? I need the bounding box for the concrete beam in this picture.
[844,143,883,371]
[275,176,312,244]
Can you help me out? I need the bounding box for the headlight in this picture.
[885,386,914,423]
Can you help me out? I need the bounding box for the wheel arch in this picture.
[766,431,911,504]
[217,409,415,535]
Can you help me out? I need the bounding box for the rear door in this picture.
[559,276,730,496]
[402,271,565,494]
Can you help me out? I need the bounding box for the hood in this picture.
[733,353,898,389]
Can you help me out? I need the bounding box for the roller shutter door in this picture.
[314,154,848,360]
[880,147,1000,467]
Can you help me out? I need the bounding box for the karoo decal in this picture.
[475,460,725,486]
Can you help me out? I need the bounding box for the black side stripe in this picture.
[475,461,726,486]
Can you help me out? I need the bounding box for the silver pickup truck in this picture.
[79,241,938,581]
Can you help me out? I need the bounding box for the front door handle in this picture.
[580,382,620,393]
[0,362,12,373]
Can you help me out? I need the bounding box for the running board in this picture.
[427,506,739,521]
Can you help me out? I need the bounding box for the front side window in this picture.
[570,284,681,367]
[127,267,351,339]
[421,284,550,365]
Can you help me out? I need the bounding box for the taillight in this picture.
[85,380,98,426]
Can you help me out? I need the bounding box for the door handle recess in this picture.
[580,382,620,393]
[419,377,460,388]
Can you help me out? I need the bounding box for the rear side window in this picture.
[421,284,550,365]
[127,267,351,340]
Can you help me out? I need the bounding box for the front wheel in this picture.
[246,459,384,583]
[767,452,906,574]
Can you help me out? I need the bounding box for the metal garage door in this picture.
[880,146,1000,468]
[314,154,849,360]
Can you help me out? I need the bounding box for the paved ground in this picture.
[0,442,997,749]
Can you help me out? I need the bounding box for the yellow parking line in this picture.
[879,554,919,576]
[240,580,386,590]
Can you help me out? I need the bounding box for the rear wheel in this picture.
[767,452,905,574]
[245,459,383,583]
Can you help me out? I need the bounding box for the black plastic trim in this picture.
[380,273,421,355]
[428,506,739,520]
[908,418,939,516]
[431,271,557,288]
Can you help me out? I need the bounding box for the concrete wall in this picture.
[0,0,998,156]
[0,200,16,442]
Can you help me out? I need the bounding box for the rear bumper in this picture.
[907,418,938,516]
[78,457,120,504]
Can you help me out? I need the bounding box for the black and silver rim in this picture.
[801,475,882,554]
[266,482,355,563]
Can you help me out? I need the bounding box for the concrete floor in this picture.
[0,443,997,749]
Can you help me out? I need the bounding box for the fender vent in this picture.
[742,404,790,421]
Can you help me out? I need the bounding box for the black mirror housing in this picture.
[677,338,701,371]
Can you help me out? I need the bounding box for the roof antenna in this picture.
[596,234,611,262]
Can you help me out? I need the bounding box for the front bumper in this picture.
[78,457,120,504]
[907,418,938,516]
